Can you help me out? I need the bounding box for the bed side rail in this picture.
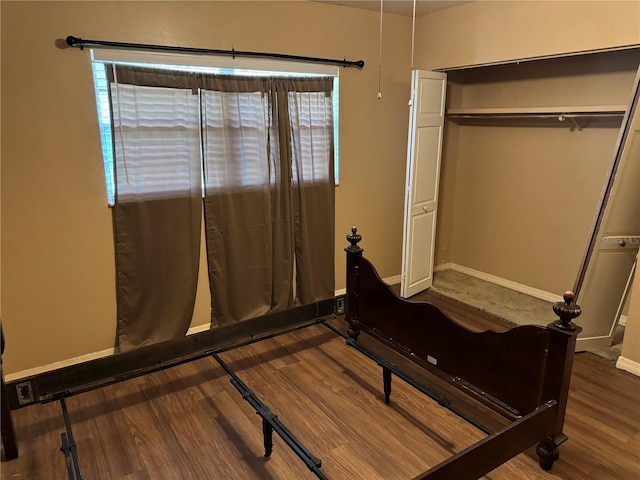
[413,400,558,480]
[4,299,335,410]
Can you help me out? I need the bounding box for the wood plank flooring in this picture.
[2,297,639,479]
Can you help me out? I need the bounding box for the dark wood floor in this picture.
[2,293,639,479]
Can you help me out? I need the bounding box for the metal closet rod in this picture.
[65,36,365,69]
[446,113,624,119]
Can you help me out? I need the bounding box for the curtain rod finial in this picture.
[55,38,70,49]
[66,36,81,47]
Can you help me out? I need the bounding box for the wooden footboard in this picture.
[343,228,582,474]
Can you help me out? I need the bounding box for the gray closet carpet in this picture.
[431,269,624,363]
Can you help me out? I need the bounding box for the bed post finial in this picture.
[346,226,363,253]
[551,291,581,331]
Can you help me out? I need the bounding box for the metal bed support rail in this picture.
[48,349,329,480]
[211,353,328,480]
[323,321,492,435]
[59,398,84,480]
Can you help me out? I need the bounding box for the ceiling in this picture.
[315,0,473,17]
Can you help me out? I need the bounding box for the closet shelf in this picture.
[445,106,626,130]
[446,105,627,117]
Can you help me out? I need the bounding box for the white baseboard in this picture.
[187,323,211,335]
[383,274,402,287]
[4,322,212,383]
[335,274,401,297]
[434,262,455,272]
[616,356,640,377]
[5,347,119,383]
[435,263,563,304]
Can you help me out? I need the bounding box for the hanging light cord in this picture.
[411,0,416,68]
[377,0,384,99]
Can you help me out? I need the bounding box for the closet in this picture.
[431,46,640,350]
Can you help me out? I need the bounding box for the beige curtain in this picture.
[108,66,202,350]
[200,76,335,327]
[287,81,336,305]
[106,66,334,341]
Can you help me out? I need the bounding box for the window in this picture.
[90,50,340,204]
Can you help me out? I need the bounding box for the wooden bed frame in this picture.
[342,227,582,479]
[1,228,582,479]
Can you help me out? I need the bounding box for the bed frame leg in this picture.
[536,437,559,470]
[382,366,392,404]
[1,374,18,461]
[262,418,274,458]
[1,322,18,461]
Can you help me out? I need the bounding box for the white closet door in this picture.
[401,70,446,299]
[574,70,640,351]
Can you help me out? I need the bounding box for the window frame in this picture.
[90,49,340,205]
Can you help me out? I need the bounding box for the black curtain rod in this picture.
[65,36,364,69]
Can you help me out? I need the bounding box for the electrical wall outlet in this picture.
[16,381,34,405]
[335,296,345,314]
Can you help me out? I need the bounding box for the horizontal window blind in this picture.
[111,83,202,202]
[94,60,338,204]
[289,91,334,183]
[202,90,272,191]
